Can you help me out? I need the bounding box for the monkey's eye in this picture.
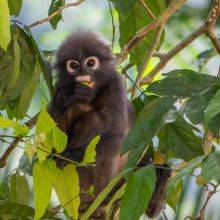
[85,56,99,70]
[66,60,79,74]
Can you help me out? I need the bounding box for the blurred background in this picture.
[1,0,220,219]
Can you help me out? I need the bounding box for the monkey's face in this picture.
[56,31,115,87]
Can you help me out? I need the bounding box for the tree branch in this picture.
[116,0,188,64]
[0,114,38,169]
[205,0,220,54]
[141,0,220,84]
[131,22,166,99]
[141,24,207,84]
[28,0,86,28]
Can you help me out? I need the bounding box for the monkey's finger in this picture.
[88,81,95,88]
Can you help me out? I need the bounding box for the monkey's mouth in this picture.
[76,75,95,87]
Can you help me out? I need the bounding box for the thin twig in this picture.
[28,0,86,28]
[130,22,166,99]
[0,114,38,169]
[108,1,115,51]
[119,65,146,98]
[141,0,220,84]
[140,0,156,19]
[163,210,169,220]
[198,184,219,220]
[0,134,35,139]
[50,193,80,215]
[0,137,83,166]
[116,0,188,64]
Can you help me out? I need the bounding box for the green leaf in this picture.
[33,160,55,220]
[201,153,220,182]
[105,184,126,219]
[147,69,219,98]
[25,140,36,163]
[0,25,37,117]
[121,96,175,154]
[0,116,29,135]
[0,201,62,220]
[25,25,54,98]
[36,110,56,162]
[185,86,219,124]
[168,156,204,192]
[208,113,220,134]
[7,0,22,16]
[143,95,159,106]
[53,126,67,153]
[48,0,65,29]
[158,116,203,161]
[36,109,56,135]
[120,166,156,220]
[112,0,165,68]
[15,61,41,119]
[0,177,10,200]
[5,26,36,100]
[110,0,137,17]
[204,89,220,127]
[53,164,80,219]
[0,0,11,51]
[9,171,30,205]
[132,97,144,114]
[82,135,100,164]
[36,109,67,160]
[10,32,21,87]
[81,170,129,220]
[167,179,183,211]
[87,185,95,197]
[124,144,148,171]
[36,131,53,162]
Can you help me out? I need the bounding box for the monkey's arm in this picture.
[68,107,112,148]
[49,83,95,132]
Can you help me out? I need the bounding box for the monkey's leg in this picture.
[137,154,171,217]
[146,164,171,218]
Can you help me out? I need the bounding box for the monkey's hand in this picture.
[53,88,72,110]
[72,83,96,104]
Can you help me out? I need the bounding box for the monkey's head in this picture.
[55,30,115,88]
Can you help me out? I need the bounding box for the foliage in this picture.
[119,166,156,220]
[0,0,11,51]
[0,0,219,220]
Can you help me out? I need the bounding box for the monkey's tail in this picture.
[146,164,171,218]
[138,155,171,218]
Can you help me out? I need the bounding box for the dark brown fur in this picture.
[49,30,170,219]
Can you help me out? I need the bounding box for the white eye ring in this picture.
[66,60,79,74]
[85,56,99,70]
